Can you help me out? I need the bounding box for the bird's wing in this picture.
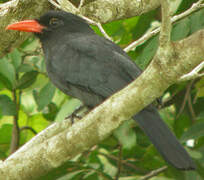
[50,34,142,100]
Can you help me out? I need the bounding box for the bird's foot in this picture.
[65,105,85,124]
[66,113,82,124]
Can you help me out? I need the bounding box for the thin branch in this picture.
[172,0,204,22]
[10,89,20,154]
[98,152,145,172]
[124,28,160,52]
[159,0,172,47]
[48,0,112,41]
[176,80,194,118]
[187,94,196,123]
[124,0,204,52]
[78,0,85,10]
[140,166,168,180]
[115,145,122,180]
[82,16,112,41]
[48,0,61,9]
[179,61,204,81]
[0,0,19,16]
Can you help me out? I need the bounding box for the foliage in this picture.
[0,0,204,179]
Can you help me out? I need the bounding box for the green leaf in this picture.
[181,121,204,142]
[17,64,34,73]
[17,71,38,89]
[189,9,204,34]
[34,82,56,111]
[0,57,16,90]
[0,124,12,144]
[9,49,22,70]
[0,95,16,116]
[0,124,12,158]
[136,36,159,69]
[171,17,190,41]
[114,121,136,149]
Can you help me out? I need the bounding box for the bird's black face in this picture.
[6,11,94,40]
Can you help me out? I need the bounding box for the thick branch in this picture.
[0,29,204,180]
[0,0,160,57]
[79,0,160,23]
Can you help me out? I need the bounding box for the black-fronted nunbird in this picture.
[6,11,195,170]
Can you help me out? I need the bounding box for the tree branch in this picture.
[140,166,168,180]
[179,61,204,81]
[0,27,204,180]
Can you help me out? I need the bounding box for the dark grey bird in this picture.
[6,11,196,170]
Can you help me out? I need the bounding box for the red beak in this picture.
[6,20,45,33]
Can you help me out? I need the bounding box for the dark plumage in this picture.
[7,11,196,170]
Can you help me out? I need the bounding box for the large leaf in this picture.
[9,49,22,70]
[0,95,16,116]
[171,17,191,41]
[33,82,56,111]
[189,9,204,34]
[0,57,16,90]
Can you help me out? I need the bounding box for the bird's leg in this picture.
[66,105,85,124]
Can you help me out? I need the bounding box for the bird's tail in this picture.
[133,106,196,170]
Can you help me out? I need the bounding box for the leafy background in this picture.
[0,0,204,179]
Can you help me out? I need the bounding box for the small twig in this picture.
[115,145,122,180]
[48,0,112,41]
[78,0,85,10]
[179,61,204,81]
[140,166,168,180]
[48,0,61,9]
[124,0,204,52]
[0,0,18,9]
[124,28,160,52]
[20,126,37,135]
[0,0,19,16]
[187,93,196,123]
[83,16,112,41]
[98,152,145,172]
[10,89,20,154]
[176,80,194,118]
[172,0,204,22]
[55,0,78,13]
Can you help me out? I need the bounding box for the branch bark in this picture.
[0,27,204,180]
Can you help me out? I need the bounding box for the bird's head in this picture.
[6,11,93,40]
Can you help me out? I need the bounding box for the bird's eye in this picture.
[49,18,63,27]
